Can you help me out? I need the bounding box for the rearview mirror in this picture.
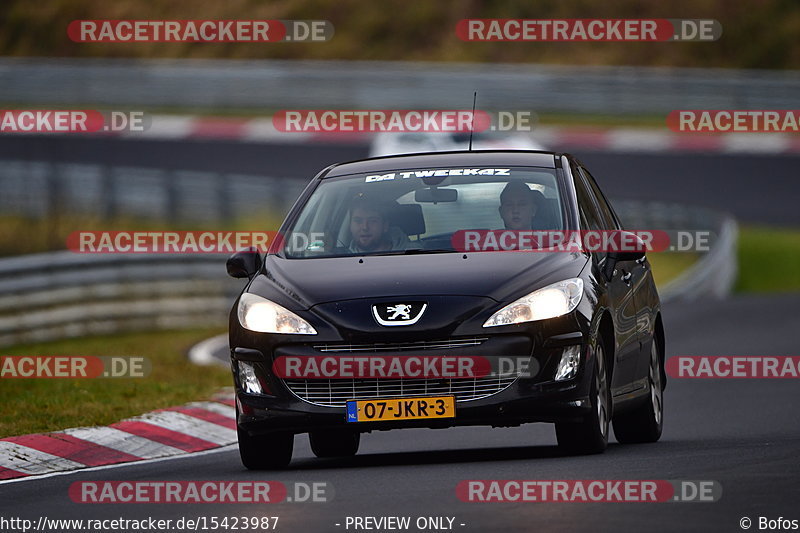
[226,248,263,279]
[415,188,458,203]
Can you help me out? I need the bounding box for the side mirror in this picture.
[602,232,646,280]
[610,249,646,263]
[226,248,263,279]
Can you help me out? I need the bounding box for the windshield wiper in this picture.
[405,248,455,254]
[367,248,455,256]
[401,248,454,255]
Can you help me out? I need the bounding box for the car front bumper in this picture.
[235,348,595,436]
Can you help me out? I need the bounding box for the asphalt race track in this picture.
[0,137,798,532]
[1,294,798,532]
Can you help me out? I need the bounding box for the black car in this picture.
[227,150,666,469]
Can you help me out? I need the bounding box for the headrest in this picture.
[390,204,426,236]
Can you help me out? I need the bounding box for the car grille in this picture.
[286,337,520,407]
[313,337,488,353]
[283,373,519,408]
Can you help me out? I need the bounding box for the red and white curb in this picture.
[110,115,800,154]
[0,390,236,481]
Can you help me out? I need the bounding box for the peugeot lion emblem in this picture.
[372,302,428,326]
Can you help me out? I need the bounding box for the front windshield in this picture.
[282,166,565,259]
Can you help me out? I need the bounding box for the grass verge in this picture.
[647,252,700,289]
[736,226,800,293]
[0,328,229,437]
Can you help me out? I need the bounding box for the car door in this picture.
[572,163,641,395]
[579,165,652,389]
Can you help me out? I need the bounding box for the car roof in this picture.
[323,150,563,178]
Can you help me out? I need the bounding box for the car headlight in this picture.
[483,278,584,327]
[237,293,317,334]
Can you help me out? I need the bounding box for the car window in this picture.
[572,164,603,232]
[281,166,565,258]
[580,166,621,230]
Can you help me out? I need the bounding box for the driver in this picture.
[348,195,410,253]
[498,181,544,230]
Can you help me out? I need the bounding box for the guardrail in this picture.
[0,252,238,348]
[0,202,737,348]
[660,217,738,300]
[616,200,738,301]
[2,58,800,114]
[0,159,305,222]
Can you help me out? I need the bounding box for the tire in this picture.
[237,420,294,470]
[612,338,664,444]
[309,429,361,458]
[556,340,610,455]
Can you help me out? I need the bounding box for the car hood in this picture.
[250,251,588,310]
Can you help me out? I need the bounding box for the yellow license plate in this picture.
[346,396,455,423]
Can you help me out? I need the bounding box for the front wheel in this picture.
[237,411,294,469]
[612,339,664,444]
[555,341,610,455]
